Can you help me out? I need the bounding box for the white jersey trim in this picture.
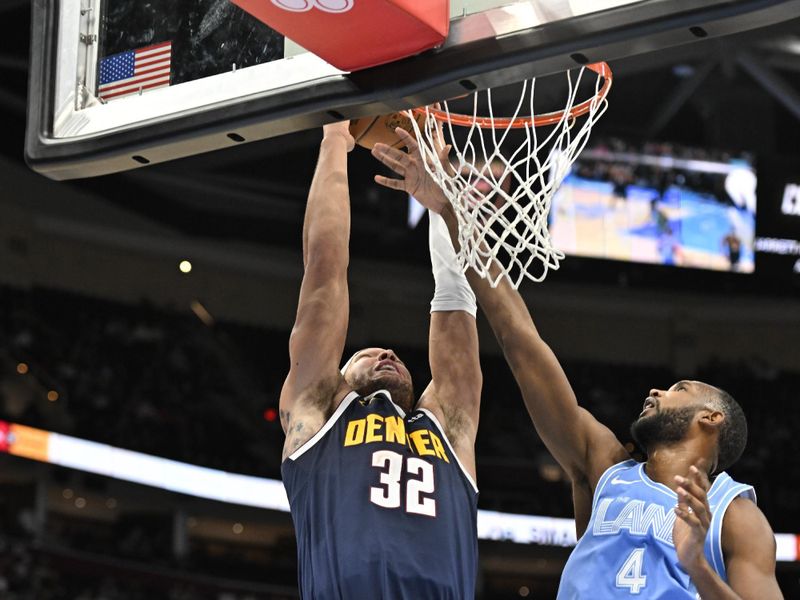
[286,391,359,461]
[707,472,730,503]
[635,462,728,501]
[636,462,678,499]
[591,460,637,516]
[418,408,478,495]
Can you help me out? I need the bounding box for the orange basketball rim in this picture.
[413,62,612,128]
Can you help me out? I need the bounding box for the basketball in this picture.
[349,111,427,150]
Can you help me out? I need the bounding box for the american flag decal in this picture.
[98,41,172,102]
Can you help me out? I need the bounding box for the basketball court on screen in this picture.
[551,148,757,272]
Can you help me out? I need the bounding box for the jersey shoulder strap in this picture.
[706,472,756,580]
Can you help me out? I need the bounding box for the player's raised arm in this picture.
[372,126,626,495]
[373,127,481,479]
[420,209,482,481]
[457,231,627,489]
[439,203,627,530]
[280,123,354,459]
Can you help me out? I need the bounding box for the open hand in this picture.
[673,464,712,574]
[371,125,450,214]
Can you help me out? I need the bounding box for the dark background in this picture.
[1,1,799,598]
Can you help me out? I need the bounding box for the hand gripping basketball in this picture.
[271,0,354,13]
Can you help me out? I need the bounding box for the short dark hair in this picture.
[711,388,748,472]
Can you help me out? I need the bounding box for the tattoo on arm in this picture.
[280,409,291,431]
[282,420,309,461]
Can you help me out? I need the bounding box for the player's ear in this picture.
[698,407,724,431]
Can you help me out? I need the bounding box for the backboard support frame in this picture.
[25,0,800,180]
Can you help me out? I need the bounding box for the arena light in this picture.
[0,418,797,560]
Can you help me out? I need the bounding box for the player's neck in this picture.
[644,442,713,491]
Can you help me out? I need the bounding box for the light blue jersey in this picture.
[558,460,755,599]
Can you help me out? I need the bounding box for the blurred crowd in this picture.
[1,283,797,526]
[0,474,295,600]
[0,534,296,600]
[571,137,755,209]
[0,285,284,478]
[590,137,754,165]
[1,283,798,599]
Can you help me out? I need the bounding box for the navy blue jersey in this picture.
[558,460,755,599]
[282,390,478,600]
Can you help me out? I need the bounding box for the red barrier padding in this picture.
[230,0,450,72]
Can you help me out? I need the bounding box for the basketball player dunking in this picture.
[280,122,481,599]
[372,127,782,599]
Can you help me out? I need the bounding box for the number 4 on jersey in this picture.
[616,548,647,593]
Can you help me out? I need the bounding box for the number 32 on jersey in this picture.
[370,450,436,517]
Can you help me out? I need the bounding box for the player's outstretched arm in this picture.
[372,124,481,478]
[419,209,482,481]
[447,206,627,506]
[372,126,627,494]
[280,123,354,460]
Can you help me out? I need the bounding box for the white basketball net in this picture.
[407,65,610,288]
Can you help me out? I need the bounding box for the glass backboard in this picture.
[25,0,800,180]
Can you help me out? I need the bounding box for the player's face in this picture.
[638,380,716,417]
[630,380,717,449]
[344,347,415,411]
